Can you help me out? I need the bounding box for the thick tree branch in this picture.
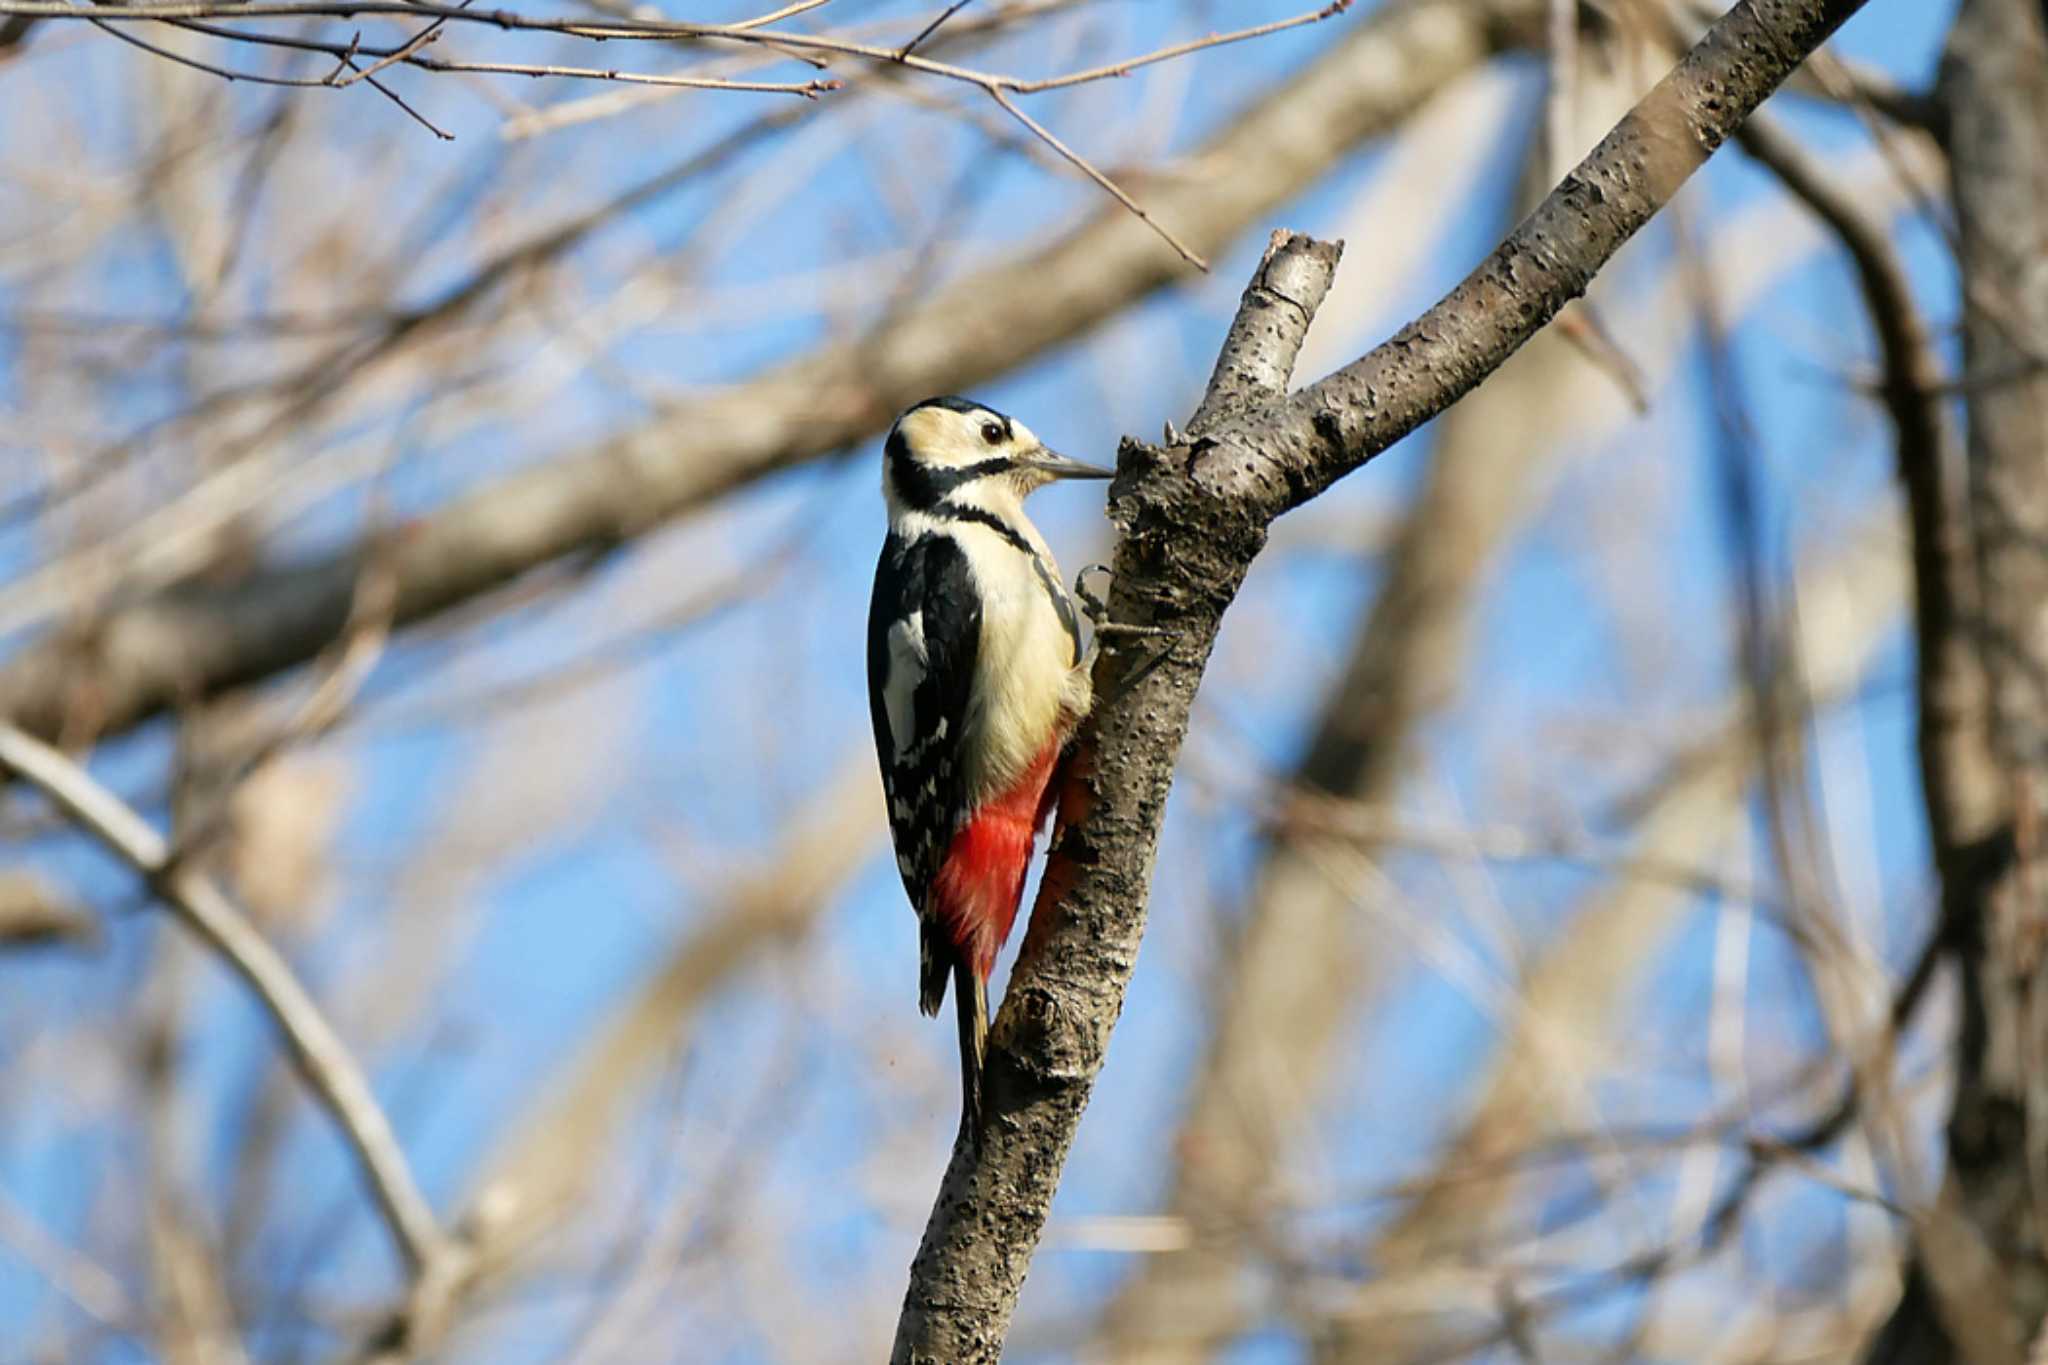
[1204,0,1870,521]
[891,2,1871,1359]
[0,724,452,1283]
[0,0,1543,747]
[1185,229,1344,434]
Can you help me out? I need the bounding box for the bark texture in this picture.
[890,4,1869,1359]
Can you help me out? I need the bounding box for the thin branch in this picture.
[0,0,1342,93]
[897,0,969,58]
[986,85,1205,269]
[0,724,452,1280]
[87,16,336,85]
[495,0,1092,140]
[1003,0,1353,93]
[335,50,454,137]
[327,17,439,86]
[403,55,839,93]
[116,13,840,96]
[84,13,456,134]
[731,0,830,30]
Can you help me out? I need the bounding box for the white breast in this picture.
[948,520,1090,804]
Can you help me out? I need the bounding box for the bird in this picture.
[866,395,1111,1136]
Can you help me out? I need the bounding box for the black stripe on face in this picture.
[886,430,1016,509]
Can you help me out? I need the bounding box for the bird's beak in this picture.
[1020,447,1114,480]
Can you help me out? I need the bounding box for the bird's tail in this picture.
[952,954,989,1139]
[919,916,989,1140]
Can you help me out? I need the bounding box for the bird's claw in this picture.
[1075,563,1113,626]
[1074,564,1176,650]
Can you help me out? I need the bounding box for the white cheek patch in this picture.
[883,611,926,752]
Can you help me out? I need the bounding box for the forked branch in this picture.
[891,2,1871,1359]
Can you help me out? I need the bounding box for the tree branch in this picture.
[1210,0,1871,521]
[890,2,1871,1359]
[0,723,453,1283]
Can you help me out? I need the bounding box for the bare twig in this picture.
[0,724,451,1279]
[0,0,1350,262]
[402,56,838,93]
[495,0,1090,139]
[0,0,1341,87]
[731,0,831,30]
[86,16,335,86]
[80,13,456,134]
[1002,1,1354,93]
[326,18,438,86]
[986,86,1205,269]
[897,0,970,58]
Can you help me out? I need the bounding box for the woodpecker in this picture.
[867,395,1110,1134]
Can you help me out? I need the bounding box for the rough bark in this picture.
[0,0,1545,747]
[889,4,1869,1359]
[1869,0,2048,1358]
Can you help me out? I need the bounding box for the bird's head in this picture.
[882,396,1111,517]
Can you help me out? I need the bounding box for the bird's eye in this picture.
[979,421,1004,446]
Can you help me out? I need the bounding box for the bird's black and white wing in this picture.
[867,532,982,1008]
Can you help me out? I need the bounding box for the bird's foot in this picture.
[1074,564,1176,648]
